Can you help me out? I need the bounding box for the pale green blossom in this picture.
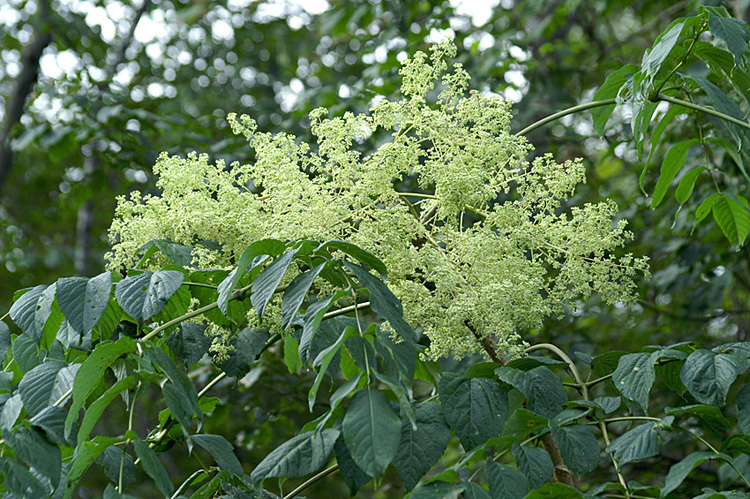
[107,40,649,360]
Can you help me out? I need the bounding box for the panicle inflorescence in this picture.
[106,40,649,360]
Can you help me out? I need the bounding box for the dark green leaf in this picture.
[308,326,358,410]
[163,382,194,434]
[3,426,61,490]
[281,262,326,330]
[439,373,508,450]
[65,337,137,438]
[651,139,699,208]
[65,436,121,498]
[712,193,750,248]
[343,388,400,479]
[146,347,202,423]
[1,455,49,498]
[708,12,750,67]
[606,423,660,465]
[9,285,46,338]
[78,376,136,445]
[190,434,244,475]
[512,441,553,489]
[0,393,23,429]
[252,246,301,318]
[665,404,731,436]
[680,349,746,406]
[497,366,567,419]
[549,421,600,475]
[133,439,175,496]
[250,428,339,482]
[394,401,451,491]
[96,446,136,489]
[166,322,211,366]
[462,482,492,499]
[738,384,750,434]
[316,240,387,278]
[409,481,464,499]
[612,352,657,411]
[345,336,377,373]
[13,333,40,373]
[216,327,269,378]
[334,433,371,496]
[591,65,637,136]
[0,321,11,361]
[661,451,730,497]
[56,272,112,337]
[344,261,417,343]
[376,332,416,382]
[502,409,548,439]
[691,75,747,145]
[486,460,528,499]
[18,361,65,416]
[30,405,69,446]
[523,483,583,498]
[642,21,684,81]
[299,291,348,361]
[115,271,184,324]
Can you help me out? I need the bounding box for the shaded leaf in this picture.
[190,434,244,475]
[612,352,657,411]
[591,65,637,136]
[549,421,600,475]
[651,139,699,208]
[486,460,528,499]
[334,432,371,496]
[96,446,136,489]
[56,272,112,336]
[661,451,730,497]
[250,428,339,482]
[394,401,450,491]
[512,441,553,489]
[133,439,175,496]
[680,349,746,406]
[343,389,400,479]
[606,423,660,465]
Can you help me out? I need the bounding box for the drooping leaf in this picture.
[708,12,750,68]
[393,401,451,491]
[96,446,136,489]
[56,272,112,337]
[252,245,304,318]
[343,389,400,479]
[65,337,137,438]
[661,451,731,498]
[166,322,212,366]
[250,428,339,482]
[512,441,553,489]
[334,432,371,496]
[18,361,65,417]
[496,366,567,419]
[502,409,548,439]
[78,376,137,446]
[308,326,358,410]
[216,327,270,378]
[408,480,465,499]
[485,460,528,499]
[675,167,706,205]
[694,192,722,231]
[606,422,660,465]
[651,139,699,208]
[712,193,750,248]
[3,426,62,490]
[612,352,658,411]
[316,240,388,278]
[549,421,600,475]
[691,75,747,145]
[591,64,638,136]
[115,271,184,324]
[146,347,202,423]
[642,21,685,83]
[299,291,348,362]
[9,285,46,338]
[680,348,746,406]
[64,435,121,499]
[738,384,750,435]
[133,439,175,497]
[190,434,244,475]
[281,262,326,330]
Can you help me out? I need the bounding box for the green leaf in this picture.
[0,321,10,361]
[344,261,418,343]
[253,245,304,318]
[1,455,50,498]
[612,352,657,411]
[665,404,731,436]
[549,421,600,475]
[496,366,568,419]
[18,361,65,416]
[681,349,746,406]
[646,105,692,173]
[133,439,175,497]
[138,239,194,267]
[343,389,400,479]
[661,451,731,497]
[250,428,339,482]
[65,435,121,499]
[642,21,684,82]
[0,394,23,430]
[512,441,553,489]
[56,272,112,337]
[708,12,750,68]
[712,193,750,247]
[591,65,637,136]
[694,192,722,231]
[651,139,699,208]
[65,337,137,439]
[166,322,211,366]
[738,384,750,434]
[408,481,465,499]
[721,434,750,455]
[439,373,508,450]
[281,262,326,330]
[13,333,39,373]
[345,336,377,373]
[283,335,303,374]
[334,432,371,495]
[29,405,69,446]
[308,326,358,410]
[9,285,46,338]
[115,270,184,324]
[691,75,748,146]
[486,460,528,499]
[462,482,492,499]
[394,401,451,491]
[316,240,388,278]
[96,446,136,489]
[606,422,660,465]
[190,434,244,475]
[78,376,137,445]
[299,291,349,361]
[523,483,583,498]
[675,167,706,205]
[216,327,270,378]
[146,347,202,423]
[3,426,61,490]
[502,409,548,439]
[705,136,750,183]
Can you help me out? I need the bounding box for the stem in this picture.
[197,372,226,398]
[525,343,588,401]
[171,469,211,499]
[322,301,371,320]
[52,386,74,407]
[141,301,219,342]
[283,464,339,499]
[657,93,750,132]
[516,99,617,136]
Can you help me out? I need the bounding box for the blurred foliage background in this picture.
[2,0,750,496]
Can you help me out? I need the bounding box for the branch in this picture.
[283,464,339,499]
[0,0,52,197]
[515,99,617,137]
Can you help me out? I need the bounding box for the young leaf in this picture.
[342,388,400,479]
[115,270,184,324]
[549,421,600,475]
[712,193,750,248]
[133,439,175,497]
[438,373,508,450]
[393,401,451,491]
[606,423,660,465]
[612,352,658,411]
[485,460,528,499]
[651,139,699,208]
[56,272,112,337]
[680,348,746,406]
[190,434,244,475]
[250,428,339,482]
[708,12,750,68]
[591,64,638,136]
[512,441,553,489]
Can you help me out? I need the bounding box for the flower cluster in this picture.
[107,40,649,359]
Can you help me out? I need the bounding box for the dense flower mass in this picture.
[107,40,649,359]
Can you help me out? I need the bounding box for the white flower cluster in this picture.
[107,40,649,359]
